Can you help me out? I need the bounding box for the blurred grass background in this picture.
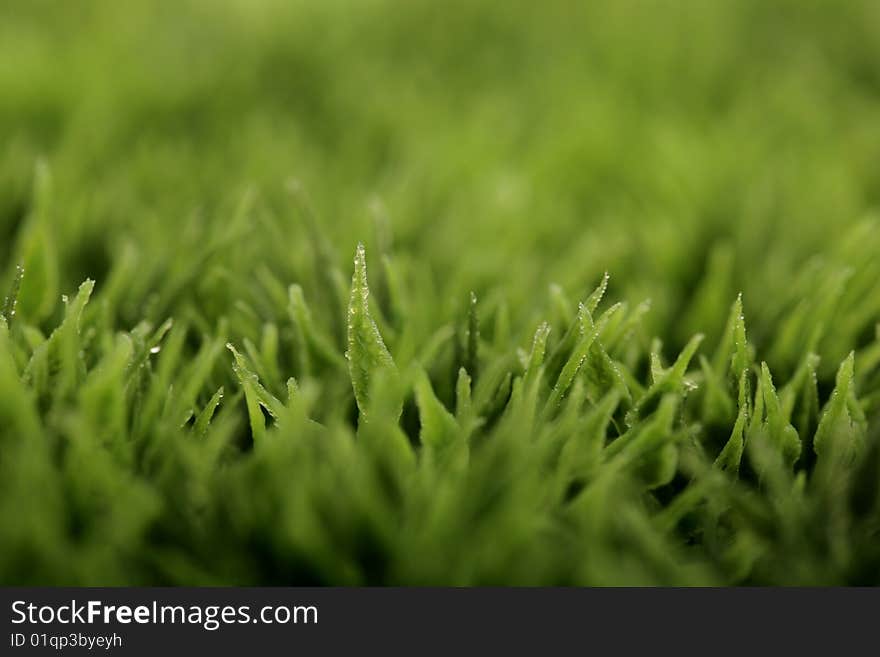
[1,0,879,584]
[3,0,879,356]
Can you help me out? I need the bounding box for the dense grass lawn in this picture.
[1,0,879,585]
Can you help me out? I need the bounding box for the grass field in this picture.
[1,0,879,585]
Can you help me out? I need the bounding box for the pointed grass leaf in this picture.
[814,352,866,466]
[715,404,748,475]
[346,243,396,421]
[228,343,284,442]
[759,362,801,469]
[23,279,95,400]
[194,387,225,436]
[415,367,460,451]
[545,303,621,413]
[585,272,610,315]
[524,322,551,386]
[462,291,480,380]
[1,265,24,326]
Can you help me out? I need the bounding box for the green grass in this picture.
[1,0,880,585]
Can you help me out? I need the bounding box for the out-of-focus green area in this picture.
[2,0,879,357]
[0,0,879,585]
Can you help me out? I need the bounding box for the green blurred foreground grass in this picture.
[1,0,880,585]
